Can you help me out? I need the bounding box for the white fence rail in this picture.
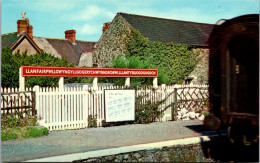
[34,86,89,131]
[1,84,208,131]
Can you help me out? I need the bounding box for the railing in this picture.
[1,87,35,117]
[1,84,208,131]
[174,85,209,112]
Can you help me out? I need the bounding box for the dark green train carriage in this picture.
[204,14,259,144]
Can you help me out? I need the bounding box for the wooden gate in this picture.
[1,91,36,116]
[174,86,209,113]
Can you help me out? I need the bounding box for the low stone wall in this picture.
[74,143,214,162]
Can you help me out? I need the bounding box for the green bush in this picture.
[23,126,49,138]
[1,109,37,129]
[1,109,49,141]
[135,95,163,124]
[106,55,169,86]
[88,115,97,128]
[1,128,18,141]
[1,126,49,141]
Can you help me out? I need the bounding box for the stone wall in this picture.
[78,52,93,67]
[75,143,214,162]
[188,48,209,84]
[92,15,132,68]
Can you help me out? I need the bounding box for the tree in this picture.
[102,55,169,86]
[1,48,81,88]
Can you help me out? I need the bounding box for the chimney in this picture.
[17,11,33,39]
[27,25,33,39]
[102,22,111,33]
[17,19,28,35]
[65,30,76,44]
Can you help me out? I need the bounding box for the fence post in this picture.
[161,84,166,121]
[83,85,89,128]
[172,88,177,121]
[93,77,98,91]
[59,78,64,129]
[153,77,158,89]
[19,67,25,91]
[125,77,131,87]
[59,77,64,91]
[33,85,40,118]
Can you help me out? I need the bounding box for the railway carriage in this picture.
[204,14,259,144]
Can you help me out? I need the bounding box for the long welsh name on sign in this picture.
[21,66,158,77]
[104,89,135,122]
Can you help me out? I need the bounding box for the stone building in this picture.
[1,12,96,67]
[92,12,216,84]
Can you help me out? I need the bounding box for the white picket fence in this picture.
[33,86,89,131]
[1,84,208,131]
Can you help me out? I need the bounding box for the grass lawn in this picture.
[1,126,49,141]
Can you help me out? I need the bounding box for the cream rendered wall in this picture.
[12,39,37,55]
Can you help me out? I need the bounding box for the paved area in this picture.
[1,120,223,162]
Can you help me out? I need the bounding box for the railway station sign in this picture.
[19,66,159,91]
[21,66,158,77]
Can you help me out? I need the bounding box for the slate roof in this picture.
[118,12,216,47]
[1,33,96,66]
[1,32,18,48]
[41,38,96,65]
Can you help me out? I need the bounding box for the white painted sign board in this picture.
[105,89,135,122]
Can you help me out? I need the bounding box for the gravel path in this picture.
[2,120,213,162]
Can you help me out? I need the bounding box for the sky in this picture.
[1,0,259,41]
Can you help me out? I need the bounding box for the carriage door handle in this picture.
[235,65,239,74]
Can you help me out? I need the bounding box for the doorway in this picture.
[228,36,259,114]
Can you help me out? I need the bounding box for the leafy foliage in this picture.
[103,55,169,86]
[1,109,37,129]
[1,109,49,141]
[1,48,83,87]
[23,126,49,138]
[126,29,200,84]
[135,96,163,124]
[88,114,97,128]
[1,126,49,141]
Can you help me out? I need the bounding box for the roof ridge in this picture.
[2,32,17,36]
[34,36,68,40]
[34,36,96,42]
[117,12,215,26]
[76,40,96,43]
